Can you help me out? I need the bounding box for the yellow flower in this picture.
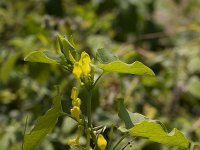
[80,52,91,76]
[72,51,91,79]
[71,87,79,100]
[72,98,81,107]
[82,62,91,76]
[79,51,91,64]
[73,62,82,79]
[70,106,81,120]
[97,134,107,150]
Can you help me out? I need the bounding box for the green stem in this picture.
[86,88,99,149]
[90,127,98,149]
[86,128,91,150]
[61,112,77,121]
[112,134,128,150]
[87,89,92,128]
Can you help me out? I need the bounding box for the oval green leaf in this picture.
[128,120,189,149]
[97,61,155,76]
[117,98,189,149]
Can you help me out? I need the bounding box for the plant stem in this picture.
[86,88,99,149]
[112,134,128,150]
[87,89,92,128]
[61,112,77,121]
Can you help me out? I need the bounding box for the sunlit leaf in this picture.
[24,51,59,64]
[97,61,155,76]
[24,95,62,150]
[128,120,189,149]
[118,98,189,149]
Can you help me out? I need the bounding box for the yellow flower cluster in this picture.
[67,87,83,146]
[70,87,81,121]
[73,51,91,79]
[97,134,107,150]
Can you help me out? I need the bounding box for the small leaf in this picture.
[24,95,62,150]
[24,51,59,64]
[69,35,76,49]
[96,48,118,64]
[128,120,189,149]
[57,34,76,63]
[57,34,64,53]
[118,98,147,129]
[62,39,76,63]
[97,61,155,76]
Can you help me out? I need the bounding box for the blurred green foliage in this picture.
[0,0,200,149]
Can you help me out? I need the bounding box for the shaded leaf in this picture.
[118,98,147,129]
[96,48,118,64]
[97,61,155,76]
[24,95,62,150]
[128,120,189,149]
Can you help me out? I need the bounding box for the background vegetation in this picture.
[0,0,200,149]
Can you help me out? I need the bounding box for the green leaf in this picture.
[57,34,76,63]
[57,34,64,53]
[118,98,147,129]
[97,61,155,76]
[24,95,62,150]
[62,39,76,63]
[128,120,189,149]
[96,48,118,64]
[118,99,189,148]
[24,51,59,64]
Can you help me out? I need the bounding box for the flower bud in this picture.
[80,52,91,76]
[72,98,81,107]
[70,106,81,120]
[97,134,107,150]
[73,62,82,79]
[71,87,79,100]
